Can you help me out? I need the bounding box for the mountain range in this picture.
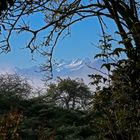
[0,58,106,87]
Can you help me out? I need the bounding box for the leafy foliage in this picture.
[0,0,14,14]
[1,0,140,139]
[0,75,94,139]
[0,110,22,140]
[45,77,92,110]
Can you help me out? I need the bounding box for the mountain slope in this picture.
[0,58,106,87]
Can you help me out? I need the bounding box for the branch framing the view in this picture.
[0,0,140,79]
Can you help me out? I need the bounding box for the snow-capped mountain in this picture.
[53,58,105,78]
[0,58,106,87]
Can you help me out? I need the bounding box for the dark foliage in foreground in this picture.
[0,75,93,140]
[0,57,140,140]
[1,0,140,139]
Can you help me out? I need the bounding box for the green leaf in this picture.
[94,53,108,59]
[101,63,111,71]
[111,48,126,57]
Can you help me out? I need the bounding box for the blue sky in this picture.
[0,15,116,68]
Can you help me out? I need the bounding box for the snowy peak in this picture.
[52,58,106,82]
[65,59,83,68]
[0,58,106,87]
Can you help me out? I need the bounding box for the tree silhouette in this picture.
[45,77,91,110]
[0,0,140,79]
[0,1,140,139]
[0,0,14,14]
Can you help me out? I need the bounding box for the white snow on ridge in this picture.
[0,58,106,88]
[65,59,83,68]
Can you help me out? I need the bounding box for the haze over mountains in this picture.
[1,58,106,87]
